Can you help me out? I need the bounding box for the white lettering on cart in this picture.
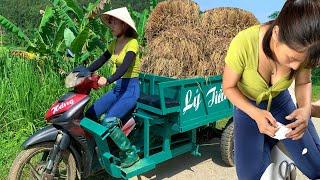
[206,87,227,107]
[183,86,227,114]
[52,99,74,114]
[183,89,201,114]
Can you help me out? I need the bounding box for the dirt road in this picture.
[131,118,320,180]
[91,118,319,180]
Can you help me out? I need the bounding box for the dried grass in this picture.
[201,7,259,38]
[142,3,260,78]
[201,37,232,76]
[145,0,200,43]
[141,26,204,78]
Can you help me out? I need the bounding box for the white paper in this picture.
[273,122,292,140]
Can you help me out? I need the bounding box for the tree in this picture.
[268,11,279,20]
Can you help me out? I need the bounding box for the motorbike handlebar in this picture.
[67,66,102,94]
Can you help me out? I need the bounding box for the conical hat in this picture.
[101,7,137,35]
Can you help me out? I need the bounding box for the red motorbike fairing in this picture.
[45,94,88,121]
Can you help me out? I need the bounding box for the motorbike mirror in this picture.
[65,72,85,88]
[66,49,75,58]
[72,66,91,78]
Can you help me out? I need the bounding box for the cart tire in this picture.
[220,121,234,167]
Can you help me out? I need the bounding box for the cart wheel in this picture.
[220,121,234,167]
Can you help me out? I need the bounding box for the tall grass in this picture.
[0,53,63,177]
[0,51,112,177]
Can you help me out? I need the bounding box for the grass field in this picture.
[0,50,112,178]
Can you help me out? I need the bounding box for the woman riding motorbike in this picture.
[85,7,141,168]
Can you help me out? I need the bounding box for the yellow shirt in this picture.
[108,38,141,78]
[225,25,293,111]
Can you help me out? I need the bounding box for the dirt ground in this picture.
[92,118,319,180]
[130,118,320,180]
[126,84,318,180]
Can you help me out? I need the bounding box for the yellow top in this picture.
[225,25,293,111]
[108,38,141,78]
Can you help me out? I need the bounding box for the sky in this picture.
[193,0,286,23]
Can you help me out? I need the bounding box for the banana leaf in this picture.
[64,28,75,48]
[35,31,49,54]
[0,15,33,46]
[87,35,106,51]
[70,26,90,55]
[85,0,110,20]
[51,0,78,33]
[79,51,91,63]
[136,9,149,40]
[53,22,67,51]
[64,0,84,20]
[38,7,54,33]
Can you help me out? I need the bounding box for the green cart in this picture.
[81,73,234,179]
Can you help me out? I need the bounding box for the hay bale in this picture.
[145,0,200,43]
[199,7,259,76]
[202,37,232,75]
[201,7,259,38]
[142,6,260,78]
[141,26,204,78]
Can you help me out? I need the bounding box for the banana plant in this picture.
[50,0,111,62]
[0,0,111,62]
[0,15,34,47]
[1,0,159,63]
[131,9,149,44]
[127,0,158,45]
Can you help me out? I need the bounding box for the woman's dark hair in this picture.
[263,0,320,68]
[125,26,138,38]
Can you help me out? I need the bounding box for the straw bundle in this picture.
[145,0,200,43]
[142,1,260,78]
[201,37,232,75]
[199,8,259,76]
[141,26,204,78]
[201,7,259,38]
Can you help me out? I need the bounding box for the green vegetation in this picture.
[0,52,62,176]
[1,0,113,62]
[312,85,320,101]
[0,0,157,66]
[0,0,160,177]
[0,50,114,177]
[312,68,320,101]
[0,0,160,47]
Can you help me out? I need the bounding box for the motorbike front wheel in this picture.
[8,142,77,180]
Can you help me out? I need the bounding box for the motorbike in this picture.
[8,66,136,179]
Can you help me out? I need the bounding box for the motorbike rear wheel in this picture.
[8,142,77,180]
